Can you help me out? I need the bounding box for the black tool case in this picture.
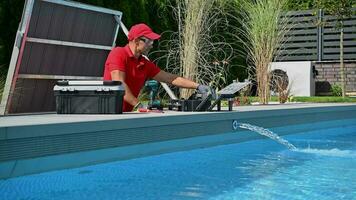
[54,80,125,114]
[168,93,212,112]
[169,99,212,112]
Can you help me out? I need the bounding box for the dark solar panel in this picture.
[1,0,122,114]
[19,44,108,76]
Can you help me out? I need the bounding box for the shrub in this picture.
[330,84,342,96]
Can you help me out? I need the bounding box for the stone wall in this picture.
[314,62,356,95]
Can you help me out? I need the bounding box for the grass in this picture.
[247,96,356,103]
[143,96,356,109]
[289,96,356,103]
[217,96,356,106]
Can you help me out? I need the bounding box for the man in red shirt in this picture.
[103,23,211,112]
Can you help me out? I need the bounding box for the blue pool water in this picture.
[1,120,356,200]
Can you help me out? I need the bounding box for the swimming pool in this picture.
[1,118,355,200]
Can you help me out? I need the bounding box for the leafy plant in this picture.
[286,0,314,10]
[287,95,294,102]
[235,84,252,106]
[286,0,356,11]
[330,84,342,97]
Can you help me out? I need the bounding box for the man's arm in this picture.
[153,70,199,89]
[111,70,139,106]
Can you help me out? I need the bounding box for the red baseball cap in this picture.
[128,23,161,41]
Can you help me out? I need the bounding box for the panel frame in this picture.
[1,0,123,115]
[26,37,113,50]
[0,0,36,115]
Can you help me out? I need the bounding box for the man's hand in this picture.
[133,102,145,111]
[197,84,212,94]
[133,102,154,112]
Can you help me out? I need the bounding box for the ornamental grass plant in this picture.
[234,0,291,104]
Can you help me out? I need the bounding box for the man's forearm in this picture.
[153,71,199,89]
[122,84,139,106]
[171,76,199,89]
[111,70,139,106]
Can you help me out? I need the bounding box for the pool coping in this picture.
[1,103,356,179]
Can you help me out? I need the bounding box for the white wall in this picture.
[270,61,315,96]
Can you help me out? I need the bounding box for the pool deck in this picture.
[1,103,355,127]
[1,103,356,179]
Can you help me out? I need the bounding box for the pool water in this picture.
[1,120,356,200]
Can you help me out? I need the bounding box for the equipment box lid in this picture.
[54,81,125,92]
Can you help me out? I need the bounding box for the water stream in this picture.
[237,123,298,150]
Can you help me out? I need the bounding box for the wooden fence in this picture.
[277,9,356,61]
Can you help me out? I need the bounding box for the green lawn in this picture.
[247,96,356,103]
[163,96,356,107]
[290,96,356,103]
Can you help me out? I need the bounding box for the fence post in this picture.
[317,9,324,61]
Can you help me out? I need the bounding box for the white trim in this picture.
[26,37,113,50]
[119,20,129,37]
[112,15,122,47]
[42,0,123,16]
[18,74,102,80]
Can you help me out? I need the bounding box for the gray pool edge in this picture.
[1,104,356,179]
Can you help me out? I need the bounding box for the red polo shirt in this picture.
[103,45,161,112]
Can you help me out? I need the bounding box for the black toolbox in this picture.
[168,93,212,112]
[54,80,125,114]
